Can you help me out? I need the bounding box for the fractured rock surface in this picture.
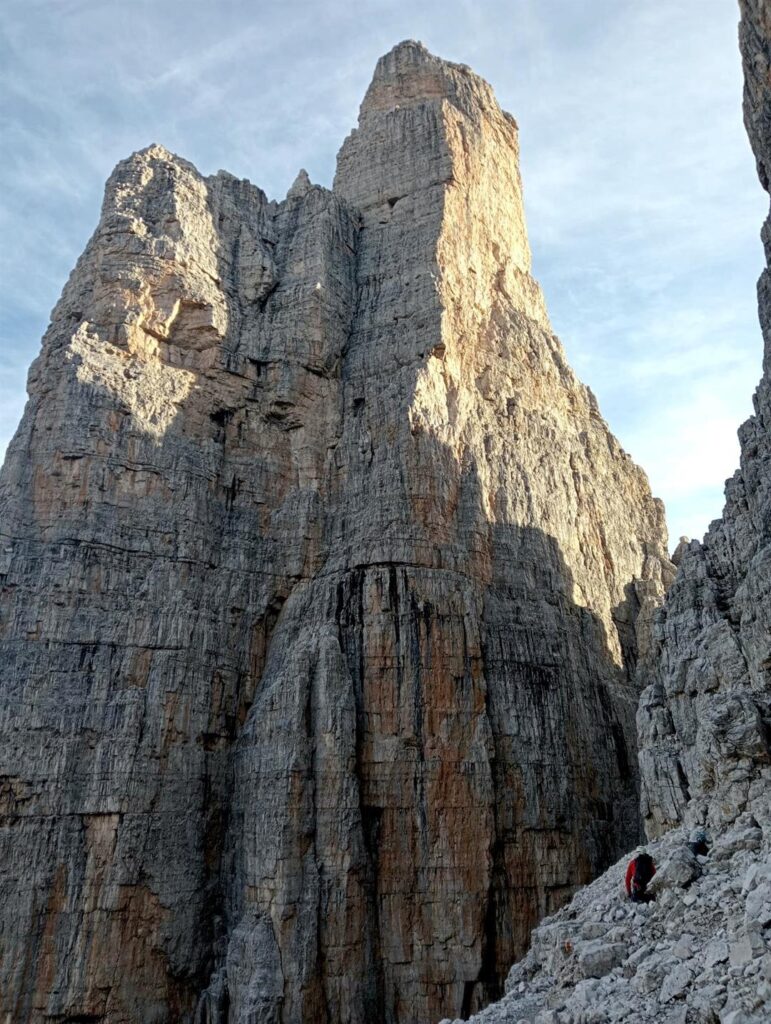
[0,42,671,1024]
[442,815,771,1024]
[451,4,771,1022]
[637,0,771,845]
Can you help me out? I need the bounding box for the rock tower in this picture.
[0,42,671,1024]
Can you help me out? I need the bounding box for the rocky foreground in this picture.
[442,816,770,1024]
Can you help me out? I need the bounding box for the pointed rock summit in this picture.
[287,167,312,198]
[357,39,491,117]
[0,42,672,1024]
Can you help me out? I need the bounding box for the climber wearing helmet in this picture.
[625,850,656,903]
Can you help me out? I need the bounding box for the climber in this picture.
[625,850,656,903]
[688,827,710,858]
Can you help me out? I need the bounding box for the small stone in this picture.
[634,956,667,994]
[660,962,693,1002]
[745,880,771,929]
[730,935,756,967]
[706,940,730,967]
[569,978,601,1007]
[534,1012,560,1024]
[576,942,626,979]
[689,984,728,1017]
[624,946,650,973]
[650,848,702,892]
[720,1010,754,1024]
[672,932,694,959]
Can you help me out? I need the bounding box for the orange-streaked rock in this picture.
[0,41,672,1024]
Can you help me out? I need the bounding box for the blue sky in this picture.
[0,0,765,545]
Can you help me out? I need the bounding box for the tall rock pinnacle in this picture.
[0,41,672,1024]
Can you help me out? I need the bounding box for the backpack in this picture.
[632,853,654,891]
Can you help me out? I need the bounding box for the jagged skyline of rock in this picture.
[0,0,764,545]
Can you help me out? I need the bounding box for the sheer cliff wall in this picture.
[638,0,771,841]
[0,42,671,1024]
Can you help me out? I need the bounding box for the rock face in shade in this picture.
[446,5,771,1023]
[637,0,771,841]
[0,42,672,1024]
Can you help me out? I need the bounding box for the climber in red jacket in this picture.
[625,851,656,903]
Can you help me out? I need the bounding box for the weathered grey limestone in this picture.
[441,819,771,1024]
[0,42,671,1024]
[637,0,771,841]
[447,5,771,1022]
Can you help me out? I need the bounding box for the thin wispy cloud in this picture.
[0,0,764,545]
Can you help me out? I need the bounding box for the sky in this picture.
[0,0,766,546]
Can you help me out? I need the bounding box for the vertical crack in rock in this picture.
[0,40,672,1024]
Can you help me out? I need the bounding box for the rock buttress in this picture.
[638,1,771,840]
[0,42,671,1024]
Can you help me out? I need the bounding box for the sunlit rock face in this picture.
[0,41,671,1024]
[638,0,771,842]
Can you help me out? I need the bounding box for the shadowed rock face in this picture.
[638,0,771,841]
[0,41,671,1024]
[444,10,771,1021]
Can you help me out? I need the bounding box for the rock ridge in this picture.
[637,0,771,844]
